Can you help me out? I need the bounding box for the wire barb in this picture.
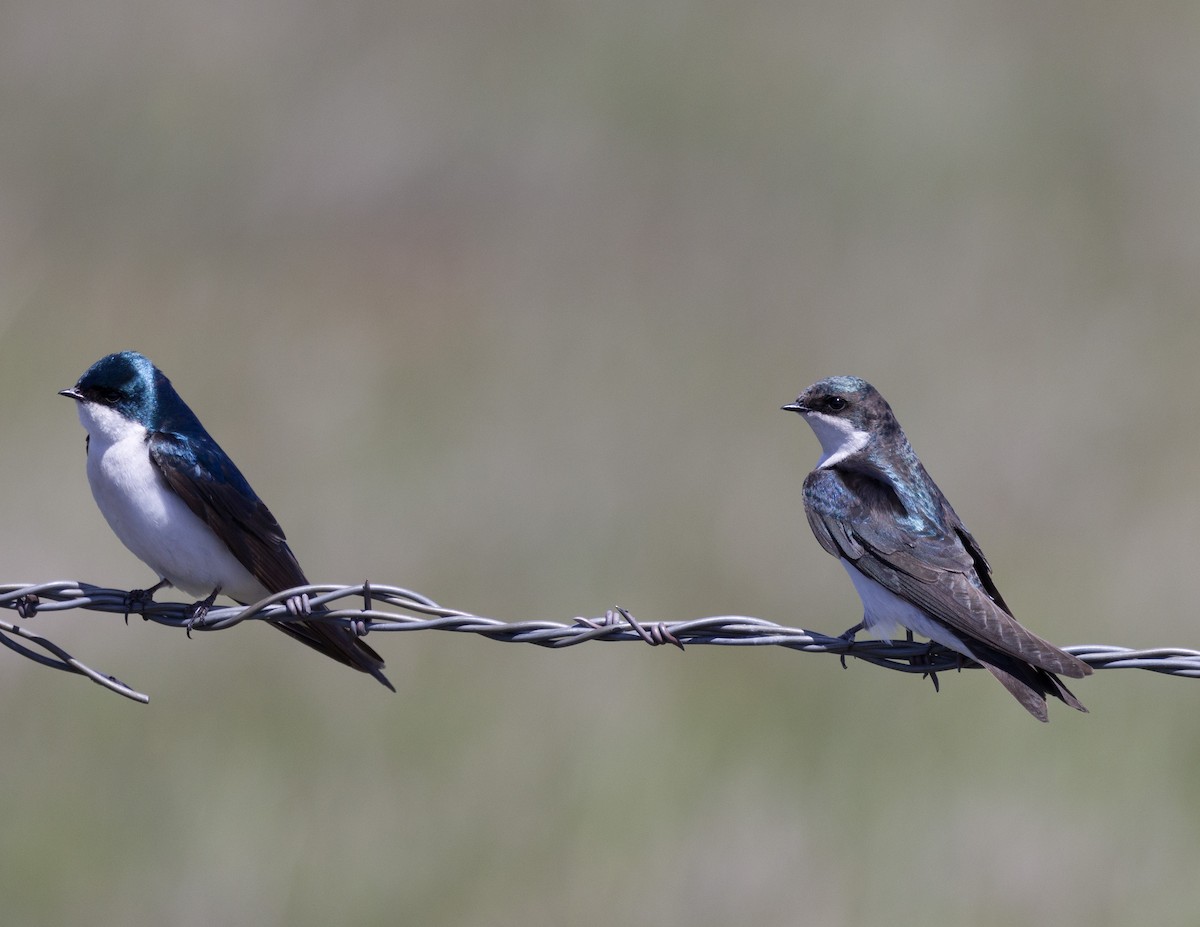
[0,583,149,702]
[575,606,686,650]
[0,580,1197,701]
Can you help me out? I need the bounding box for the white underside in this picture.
[841,559,976,659]
[77,402,268,603]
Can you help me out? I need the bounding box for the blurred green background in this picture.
[1,0,1197,924]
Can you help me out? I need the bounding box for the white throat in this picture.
[76,400,143,445]
[804,412,870,468]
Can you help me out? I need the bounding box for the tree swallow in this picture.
[60,351,392,690]
[783,376,1090,721]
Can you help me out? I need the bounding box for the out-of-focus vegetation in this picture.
[1,1,1197,924]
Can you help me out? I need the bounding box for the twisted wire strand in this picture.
[2,580,1197,702]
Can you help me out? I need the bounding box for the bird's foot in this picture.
[837,622,864,668]
[904,626,941,690]
[184,588,221,637]
[14,594,39,618]
[124,580,168,622]
[905,633,966,692]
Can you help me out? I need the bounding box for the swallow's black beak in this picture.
[781,401,805,414]
[58,387,83,401]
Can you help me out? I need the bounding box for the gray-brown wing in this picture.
[803,468,1089,678]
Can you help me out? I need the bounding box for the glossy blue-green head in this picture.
[785,376,898,428]
[60,351,200,433]
[782,375,904,466]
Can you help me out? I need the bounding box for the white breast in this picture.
[78,402,268,603]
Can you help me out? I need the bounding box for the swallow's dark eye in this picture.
[98,388,122,405]
[825,396,847,411]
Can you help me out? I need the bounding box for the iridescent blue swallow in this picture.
[784,376,1089,720]
[60,351,392,689]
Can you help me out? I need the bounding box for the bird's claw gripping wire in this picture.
[184,589,221,637]
[124,579,168,622]
[837,622,864,669]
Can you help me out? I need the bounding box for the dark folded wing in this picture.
[149,431,307,593]
[150,430,392,688]
[803,468,1090,678]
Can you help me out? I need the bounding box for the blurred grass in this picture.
[1,0,1199,924]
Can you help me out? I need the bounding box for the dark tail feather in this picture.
[982,658,1086,722]
[271,612,394,691]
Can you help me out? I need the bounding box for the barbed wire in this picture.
[2,580,1197,702]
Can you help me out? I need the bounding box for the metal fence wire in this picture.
[2,580,1197,703]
